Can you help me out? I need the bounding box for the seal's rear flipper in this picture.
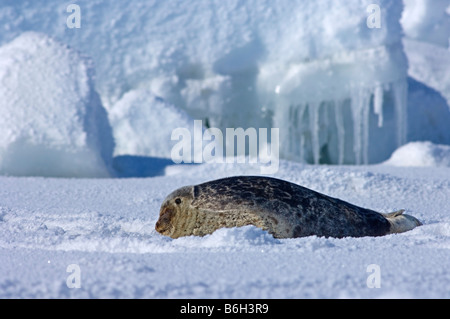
[384,209,422,234]
[384,209,405,218]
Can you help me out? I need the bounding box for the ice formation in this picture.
[401,0,450,47]
[258,1,408,164]
[0,32,114,177]
[401,0,450,106]
[1,0,445,167]
[109,88,196,159]
[406,78,450,144]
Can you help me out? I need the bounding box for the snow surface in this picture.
[0,0,449,300]
[0,161,449,298]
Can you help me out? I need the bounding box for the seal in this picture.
[155,176,422,239]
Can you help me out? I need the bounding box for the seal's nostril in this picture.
[156,207,175,234]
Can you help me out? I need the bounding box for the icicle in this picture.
[308,102,320,164]
[323,102,329,129]
[392,81,408,147]
[298,104,306,162]
[334,100,345,165]
[362,91,370,165]
[286,103,308,162]
[351,91,362,165]
[351,88,371,165]
[373,84,384,127]
[279,80,406,165]
[288,104,295,159]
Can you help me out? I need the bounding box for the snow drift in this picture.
[0,32,114,177]
[384,141,450,167]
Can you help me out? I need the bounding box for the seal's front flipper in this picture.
[384,209,422,234]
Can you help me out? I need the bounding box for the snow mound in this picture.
[108,89,195,159]
[175,226,281,249]
[0,32,114,177]
[383,141,450,167]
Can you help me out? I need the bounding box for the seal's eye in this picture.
[175,198,182,205]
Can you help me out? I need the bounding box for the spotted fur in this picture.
[155,176,422,239]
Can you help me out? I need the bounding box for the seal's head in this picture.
[155,186,195,238]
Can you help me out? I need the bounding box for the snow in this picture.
[401,0,450,106]
[1,1,449,167]
[403,38,450,106]
[0,0,417,165]
[401,0,450,48]
[0,161,449,298]
[383,141,450,167]
[406,78,450,145]
[0,0,449,300]
[108,89,195,159]
[0,32,114,177]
